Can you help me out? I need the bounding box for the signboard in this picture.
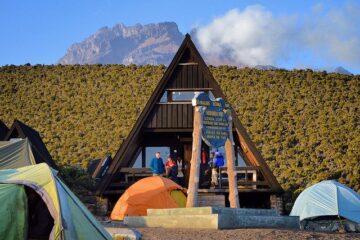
[192,93,230,148]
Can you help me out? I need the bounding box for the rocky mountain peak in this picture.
[58,22,184,65]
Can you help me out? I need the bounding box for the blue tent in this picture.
[290,180,360,224]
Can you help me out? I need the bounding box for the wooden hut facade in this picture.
[97,34,283,209]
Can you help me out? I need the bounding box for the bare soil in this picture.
[137,228,360,240]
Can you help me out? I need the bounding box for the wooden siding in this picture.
[144,103,193,129]
[165,64,211,89]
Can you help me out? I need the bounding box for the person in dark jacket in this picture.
[150,152,165,176]
[166,157,179,183]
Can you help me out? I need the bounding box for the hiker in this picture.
[150,152,165,176]
[209,150,225,188]
[26,187,54,240]
[214,150,225,167]
[200,148,210,187]
[166,157,179,183]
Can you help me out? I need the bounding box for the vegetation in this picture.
[0,64,359,194]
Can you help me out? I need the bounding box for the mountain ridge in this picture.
[58,22,184,65]
[58,22,353,75]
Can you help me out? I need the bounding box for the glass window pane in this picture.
[236,152,247,166]
[132,150,142,168]
[171,91,204,102]
[159,91,168,103]
[145,147,170,167]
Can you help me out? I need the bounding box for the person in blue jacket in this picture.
[150,152,165,176]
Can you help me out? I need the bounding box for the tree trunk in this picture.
[225,111,240,208]
[186,106,203,208]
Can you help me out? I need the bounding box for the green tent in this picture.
[0,138,36,170]
[0,184,28,239]
[0,163,111,240]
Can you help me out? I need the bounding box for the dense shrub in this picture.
[0,64,359,193]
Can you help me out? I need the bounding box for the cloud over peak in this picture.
[195,3,360,70]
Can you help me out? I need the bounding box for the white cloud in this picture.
[195,3,360,69]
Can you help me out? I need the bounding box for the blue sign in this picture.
[192,93,230,148]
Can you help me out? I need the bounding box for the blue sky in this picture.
[0,1,359,73]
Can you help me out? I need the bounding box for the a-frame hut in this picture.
[4,119,58,169]
[97,34,283,209]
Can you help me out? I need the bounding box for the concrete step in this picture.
[125,214,299,229]
[125,214,219,229]
[147,207,279,217]
[126,207,300,230]
[219,215,299,229]
[215,207,279,216]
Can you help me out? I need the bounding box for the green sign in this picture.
[192,93,230,148]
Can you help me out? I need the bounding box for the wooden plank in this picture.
[194,65,198,87]
[151,108,157,128]
[119,167,152,173]
[177,104,183,128]
[161,104,167,128]
[187,65,192,88]
[183,104,188,128]
[167,104,172,129]
[180,65,186,88]
[225,137,240,208]
[165,88,213,91]
[156,104,162,128]
[197,189,274,193]
[170,104,176,128]
[188,104,193,128]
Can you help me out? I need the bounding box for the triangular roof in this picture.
[97,34,283,194]
[4,119,57,169]
[0,120,9,140]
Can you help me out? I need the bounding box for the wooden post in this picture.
[224,110,240,208]
[186,106,203,208]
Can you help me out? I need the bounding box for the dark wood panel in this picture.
[151,106,157,128]
[156,104,162,127]
[172,104,177,128]
[177,104,182,127]
[187,65,192,88]
[183,104,188,128]
[144,104,195,130]
[167,104,172,129]
[165,63,216,89]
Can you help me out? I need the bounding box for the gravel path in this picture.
[137,228,360,240]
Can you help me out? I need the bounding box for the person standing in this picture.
[150,152,165,176]
[166,157,179,183]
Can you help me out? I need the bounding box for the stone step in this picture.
[124,213,299,229]
[219,215,299,229]
[147,207,279,217]
[215,207,279,216]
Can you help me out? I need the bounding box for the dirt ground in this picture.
[137,228,360,240]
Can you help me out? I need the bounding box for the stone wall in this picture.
[270,194,284,215]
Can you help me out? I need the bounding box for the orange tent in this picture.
[110,176,187,220]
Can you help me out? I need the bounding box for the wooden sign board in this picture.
[186,93,239,208]
[192,93,230,148]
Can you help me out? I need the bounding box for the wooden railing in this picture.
[109,166,270,191]
[218,166,270,189]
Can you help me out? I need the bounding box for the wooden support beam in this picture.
[186,106,203,207]
[225,110,240,208]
